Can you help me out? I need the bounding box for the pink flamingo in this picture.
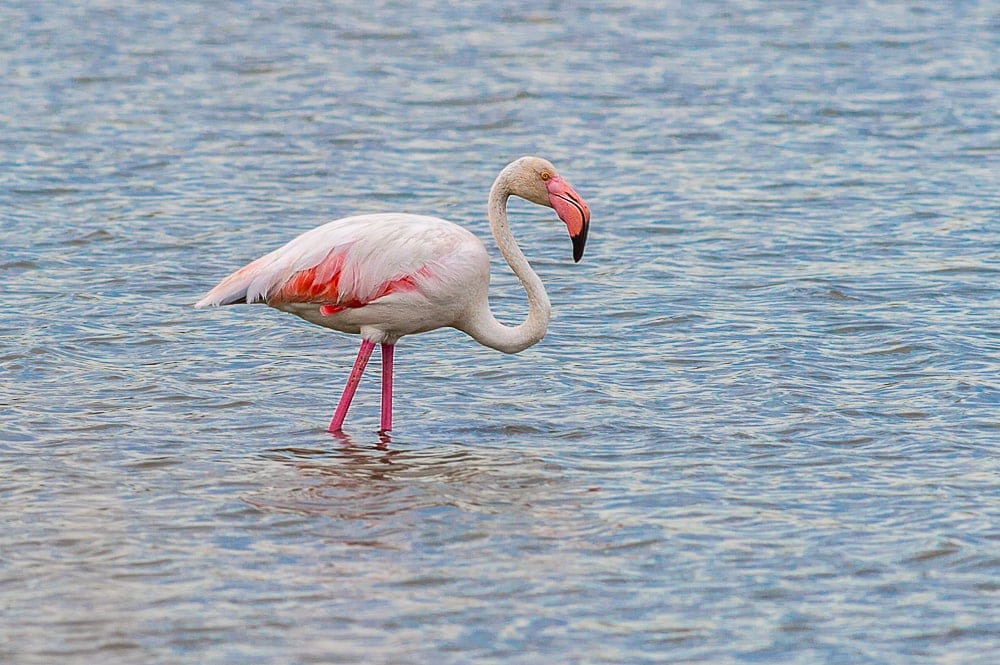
[195,156,591,433]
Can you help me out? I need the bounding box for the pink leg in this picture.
[328,339,376,433]
[380,343,394,433]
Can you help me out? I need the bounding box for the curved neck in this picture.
[463,173,551,354]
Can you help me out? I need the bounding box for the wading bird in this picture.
[195,156,591,433]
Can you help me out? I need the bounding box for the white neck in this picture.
[461,172,551,354]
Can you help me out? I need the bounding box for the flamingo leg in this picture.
[328,339,376,433]
[380,343,394,433]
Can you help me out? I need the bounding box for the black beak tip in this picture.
[572,234,587,263]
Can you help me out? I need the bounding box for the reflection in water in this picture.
[252,432,584,524]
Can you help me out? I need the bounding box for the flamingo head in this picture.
[506,156,591,262]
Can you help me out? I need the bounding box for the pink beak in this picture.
[546,176,591,262]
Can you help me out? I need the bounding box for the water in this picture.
[2,1,998,662]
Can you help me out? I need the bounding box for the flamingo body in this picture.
[196,213,491,344]
[196,156,591,433]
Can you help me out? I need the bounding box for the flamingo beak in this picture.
[546,177,591,262]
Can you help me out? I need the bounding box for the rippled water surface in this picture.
[2,1,999,663]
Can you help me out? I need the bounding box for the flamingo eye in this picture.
[540,171,551,181]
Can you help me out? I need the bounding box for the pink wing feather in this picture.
[195,214,474,311]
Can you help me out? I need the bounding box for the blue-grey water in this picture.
[2,1,998,663]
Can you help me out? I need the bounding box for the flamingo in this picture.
[195,156,591,433]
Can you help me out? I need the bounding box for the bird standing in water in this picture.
[196,156,591,433]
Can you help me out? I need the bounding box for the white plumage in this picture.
[196,214,489,340]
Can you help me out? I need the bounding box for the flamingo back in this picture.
[195,213,484,313]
